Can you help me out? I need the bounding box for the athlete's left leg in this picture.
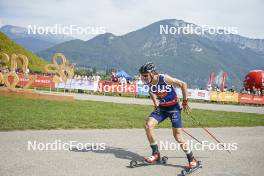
[172,128,196,162]
[170,109,197,168]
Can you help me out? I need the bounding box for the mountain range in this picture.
[1,20,263,89]
[37,19,264,89]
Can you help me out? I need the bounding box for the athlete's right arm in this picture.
[149,92,159,110]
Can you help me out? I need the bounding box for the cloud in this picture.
[0,0,263,40]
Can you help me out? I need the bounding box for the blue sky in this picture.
[0,0,263,40]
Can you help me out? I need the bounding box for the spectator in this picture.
[119,76,127,84]
[257,88,261,96]
[111,70,118,82]
[240,88,247,94]
[247,88,251,94]
[135,76,143,85]
[207,84,212,91]
[95,75,101,82]
[77,75,81,80]
[112,76,118,82]
[88,76,92,81]
[252,86,257,95]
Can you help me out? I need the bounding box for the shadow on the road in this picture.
[70,145,144,161]
[69,145,185,169]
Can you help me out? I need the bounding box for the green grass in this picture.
[0,96,263,131]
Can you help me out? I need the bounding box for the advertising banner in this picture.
[176,89,210,100]
[239,94,264,104]
[56,79,98,91]
[210,91,239,102]
[17,74,55,88]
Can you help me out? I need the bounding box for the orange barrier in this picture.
[239,94,264,105]
[17,74,55,88]
[210,91,239,102]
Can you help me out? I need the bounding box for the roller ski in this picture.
[180,159,202,176]
[129,153,168,168]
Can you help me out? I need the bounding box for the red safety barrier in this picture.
[17,74,55,88]
[97,81,137,94]
[239,94,264,104]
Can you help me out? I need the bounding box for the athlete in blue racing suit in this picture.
[139,62,198,169]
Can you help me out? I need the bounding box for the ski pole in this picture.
[187,114,231,154]
[182,128,203,144]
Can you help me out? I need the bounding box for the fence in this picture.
[12,77,264,105]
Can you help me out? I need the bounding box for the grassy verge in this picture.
[0,96,263,131]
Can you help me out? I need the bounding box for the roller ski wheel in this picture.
[161,156,168,164]
[181,160,202,176]
[129,155,168,168]
[129,160,138,168]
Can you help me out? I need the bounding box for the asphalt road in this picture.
[38,91,264,114]
[1,127,263,176]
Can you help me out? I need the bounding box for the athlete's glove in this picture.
[182,99,191,114]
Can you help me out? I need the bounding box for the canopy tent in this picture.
[115,70,132,80]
